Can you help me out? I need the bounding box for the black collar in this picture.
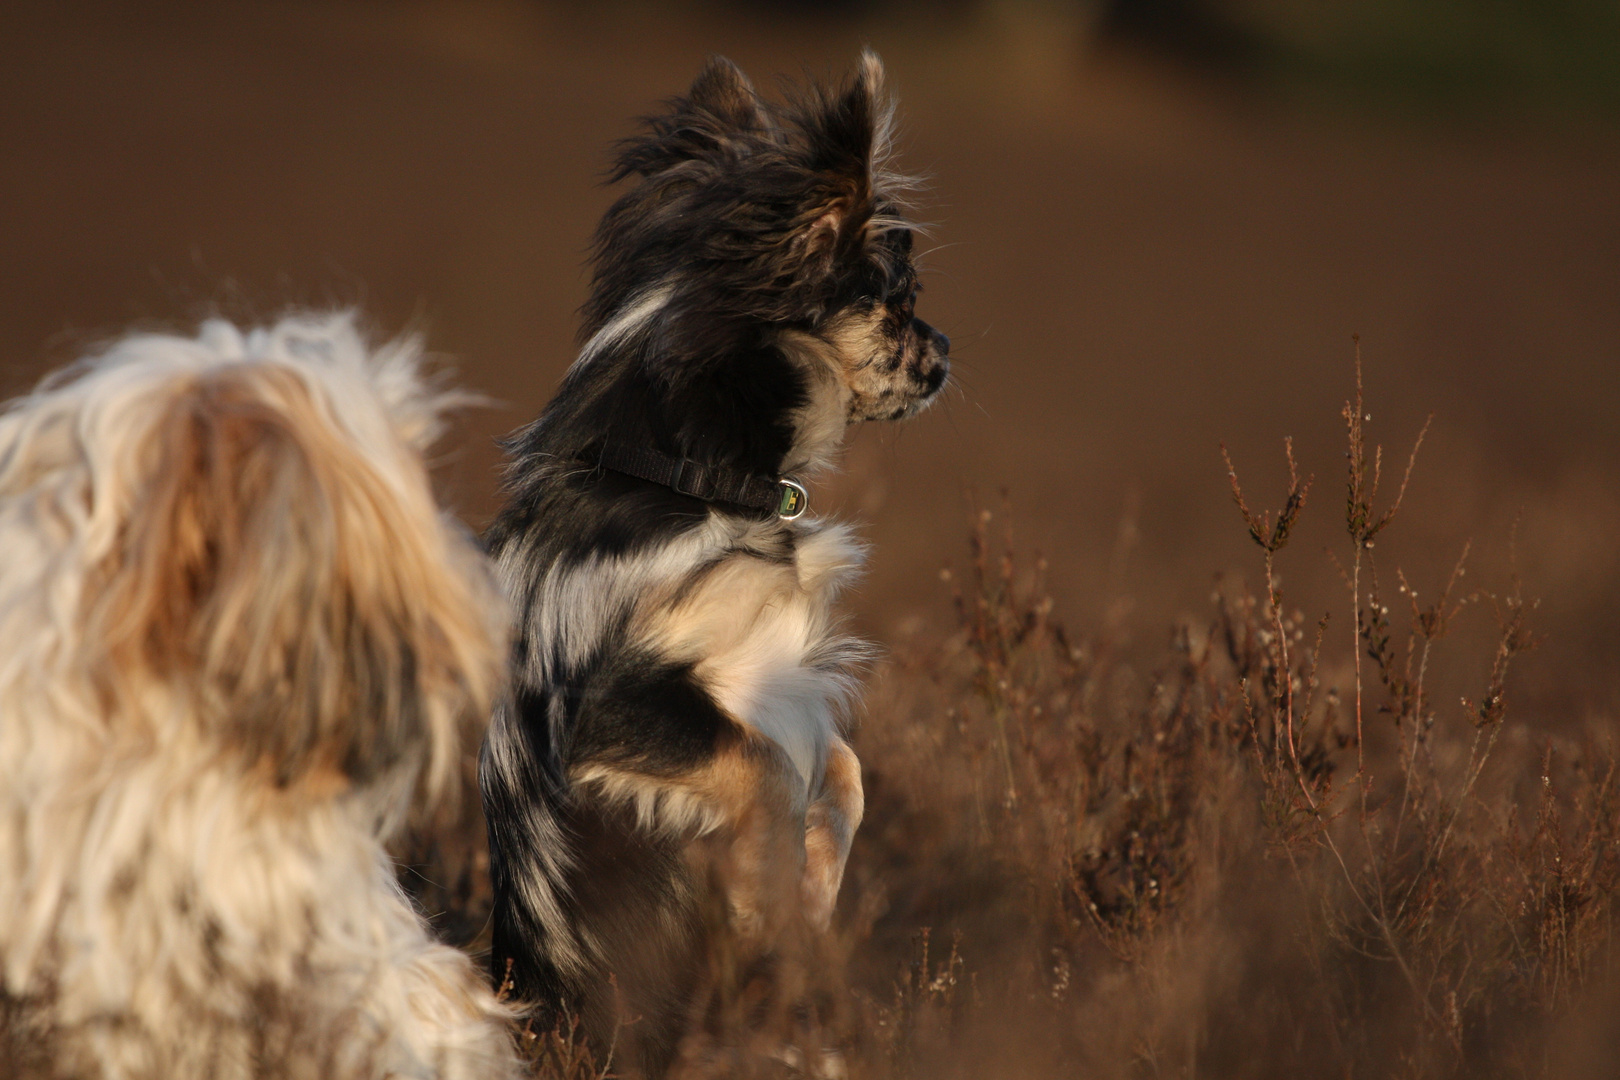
[591,443,808,520]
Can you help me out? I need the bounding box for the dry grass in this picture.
[403,350,1620,1078]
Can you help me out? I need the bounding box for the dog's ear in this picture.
[109,348,500,800]
[687,56,771,135]
[613,56,772,179]
[785,52,899,296]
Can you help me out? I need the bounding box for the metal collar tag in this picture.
[776,478,809,520]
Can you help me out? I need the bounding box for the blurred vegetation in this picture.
[1231,0,1620,116]
[597,0,1620,117]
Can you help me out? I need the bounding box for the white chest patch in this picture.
[634,522,867,796]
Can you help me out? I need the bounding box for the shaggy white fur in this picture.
[0,315,518,1079]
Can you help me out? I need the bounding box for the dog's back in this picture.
[0,316,517,1079]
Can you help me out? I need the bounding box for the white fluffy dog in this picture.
[0,315,518,1079]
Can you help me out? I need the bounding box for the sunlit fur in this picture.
[480,52,948,1076]
[0,315,518,1080]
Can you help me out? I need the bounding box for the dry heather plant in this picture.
[413,346,1617,1079]
[839,347,1619,1080]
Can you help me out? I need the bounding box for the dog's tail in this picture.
[479,689,587,1004]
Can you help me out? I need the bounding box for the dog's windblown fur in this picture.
[480,53,949,1074]
[0,315,518,1079]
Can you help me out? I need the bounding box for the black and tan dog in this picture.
[479,52,949,1075]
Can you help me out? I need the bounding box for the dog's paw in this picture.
[772,1044,849,1080]
[800,825,844,931]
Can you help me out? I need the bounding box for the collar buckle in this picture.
[669,459,716,501]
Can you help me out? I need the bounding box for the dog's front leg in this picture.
[582,734,809,940]
[709,736,808,940]
[801,737,863,930]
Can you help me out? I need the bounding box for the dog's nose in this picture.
[914,317,949,356]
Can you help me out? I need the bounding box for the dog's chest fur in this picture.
[501,514,866,805]
[637,520,865,794]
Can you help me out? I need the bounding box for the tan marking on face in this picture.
[787,303,944,436]
[820,308,896,413]
[777,329,855,475]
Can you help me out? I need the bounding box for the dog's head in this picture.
[575,52,948,476]
[0,315,504,819]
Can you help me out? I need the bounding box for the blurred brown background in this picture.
[4,0,1617,719]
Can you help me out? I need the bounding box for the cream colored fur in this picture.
[0,315,518,1079]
